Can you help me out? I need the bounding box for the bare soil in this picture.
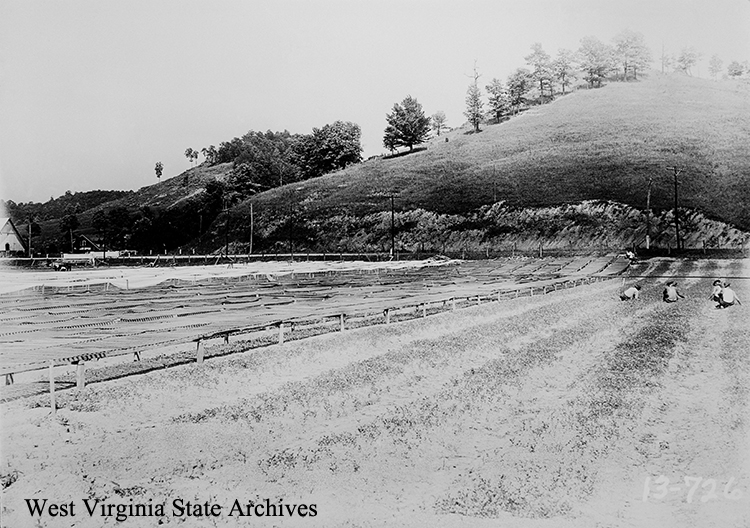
[1,259,748,527]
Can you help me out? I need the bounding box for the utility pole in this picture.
[645,175,653,249]
[223,197,229,259]
[666,166,684,250]
[249,202,254,254]
[391,195,396,257]
[28,219,32,258]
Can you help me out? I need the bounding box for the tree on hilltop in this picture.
[431,111,448,136]
[383,95,431,151]
[485,78,511,122]
[184,148,199,166]
[709,55,723,79]
[578,36,615,88]
[552,48,577,95]
[464,64,484,133]
[727,60,746,78]
[295,121,363,179]
[155,161,163,181]
[507,68,533,114]
[676,47,700,75]
[613,30,652,81]
[525,43,554,101]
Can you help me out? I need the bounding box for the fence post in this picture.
[385,308,391,324]
[48,361,56,415]
[5,373,14,386]
[278,323,285,344]
[76,362,86,390]
[340,313,345,331]
[224,333,229,345]
[530,287,534,297]
[196,340,205,363]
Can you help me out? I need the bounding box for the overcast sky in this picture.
[1,0,748,204]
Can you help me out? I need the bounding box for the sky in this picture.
[1,0,749,205]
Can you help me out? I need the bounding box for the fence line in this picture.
[4,274,617,403]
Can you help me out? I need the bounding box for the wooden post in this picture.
[278,323,285,344]
[340,313,345,331]
[224,333,229,345]
[530,287,534,297]
[385,308,391,324]
[76,362,86,390]
[5,373,14,386]
[196,340,205,363]
[48,361,56,414]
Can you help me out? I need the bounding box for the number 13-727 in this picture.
[643,476,744,503]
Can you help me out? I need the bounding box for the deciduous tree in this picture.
[578,36,615,88]
[155,161,163,181]
[709,55,723,79]
[384,95,432,150]
[727,60,746,78]
[184,148,199,166]
[485,78,511,121]
[552,48,577,94]
[676,47,700,75]
[506,68,533,114]
[296,121,363,179]
[525,43,554,101]
[430,111,448,136]
[613,30,652,81]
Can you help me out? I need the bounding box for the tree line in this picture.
[383,31,749,151]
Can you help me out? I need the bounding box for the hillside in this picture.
[245,73,750,228]
[202,73,750,253]
[10,73,750,255]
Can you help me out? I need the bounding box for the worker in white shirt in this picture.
[620,284,641,301]
[709,279,724,303]
[663,281,685,303]
[717,283,742,309]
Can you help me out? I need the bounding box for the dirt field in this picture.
[1,258,748,527]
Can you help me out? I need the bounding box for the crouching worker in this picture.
[663,281,685,303]
[620,284,641,301]
[709,279,724,303]
[718,283,742,309]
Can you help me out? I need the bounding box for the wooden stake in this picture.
[340,313,345,331]
[196,340,205,363]
[76,362,86,390]
[48,361,56,414]
[278,323,285,344]
[385,308,391,324]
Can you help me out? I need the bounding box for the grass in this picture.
[246,74,750,229]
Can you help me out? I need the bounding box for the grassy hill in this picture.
[13,72,750,255]
[247,73,750,226]
[205,73,749,253]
